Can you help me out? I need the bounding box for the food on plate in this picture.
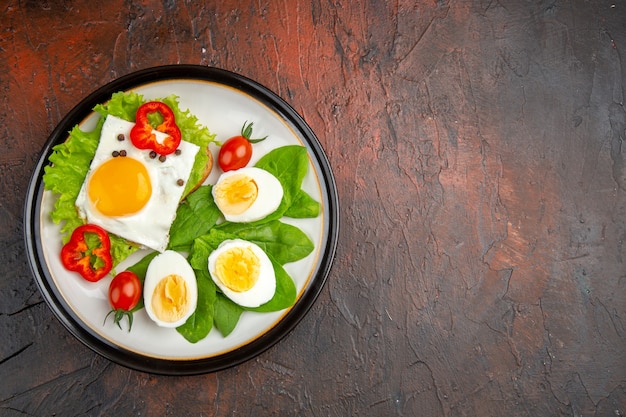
[60,224,112,282]
[185,146,214,198]
[143,250,198,328]
[105,271,142,331]
[43,89,322,343]
[218,121,267,172]
[208,239,276,308]
[74,114,200,252]
[212,167,284,223]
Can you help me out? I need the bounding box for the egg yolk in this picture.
[213,174,258,215]
[214,246,260,292]
[151,274,190,323]
[88,157,152,216]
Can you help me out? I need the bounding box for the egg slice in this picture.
[75,115,200,252]
[212,167,283,223]
[208,239,276,308]
[143,250,198,328]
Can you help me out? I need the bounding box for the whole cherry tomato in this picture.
[104,271,142,331]
[218,136,252,172]
[218,121,267,172]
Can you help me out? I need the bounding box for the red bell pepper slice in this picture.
[60,224,113,282]
[130,101,182,155]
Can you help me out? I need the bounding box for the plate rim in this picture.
[23,64,339,375]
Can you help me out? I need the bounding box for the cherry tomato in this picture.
[218,136,252,171]
[104,271,141,331]
[218,121,267,172]
[108,271,141,310]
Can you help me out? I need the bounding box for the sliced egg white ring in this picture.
[208,239,277,308]
[143,250,198,328]
[212,167,284,223]
[75,115,200,252]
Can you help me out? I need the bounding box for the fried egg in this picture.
[75,115,200,252]
[212,167,283,223]
[143,250,198,328]
[208,239,276,308]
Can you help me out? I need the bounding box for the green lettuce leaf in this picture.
[43,122,102,240]
[94,91,144,121]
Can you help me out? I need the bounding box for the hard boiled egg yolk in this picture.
[88,157,152,216]
[214,246,260,292]
[150,274,190,323]
[213,173,258,216]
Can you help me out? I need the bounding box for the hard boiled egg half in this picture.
[208,239,276,308]
[212,167,283,223]
[143,250,198,328]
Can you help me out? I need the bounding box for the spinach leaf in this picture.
[188,229,229,270]
[213,294,244,337]
[124,251,159,312]
[188,228,298,334]
[252,145,310,223]
[168,185,221,251]
[176,268,216,343]
[245,258,296,313]
[167,145,319,341]
[284,189,321,218]
[125,251,159,282]
[216,220,314,265]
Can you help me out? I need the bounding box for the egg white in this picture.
[143,250,198,328]
[208,239,276,308]
[212,166,284,223]
[75,115,200,252]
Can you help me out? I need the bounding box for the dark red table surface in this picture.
[2,1,625,416]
